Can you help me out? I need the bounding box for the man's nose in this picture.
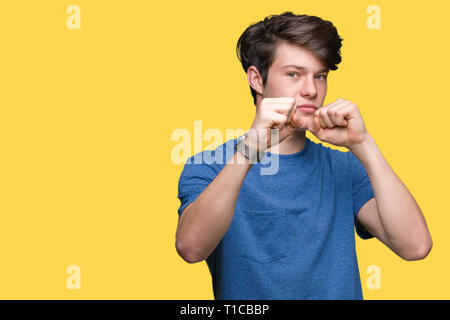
[300,76,317,98]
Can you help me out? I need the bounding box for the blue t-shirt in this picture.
[177,136,375,300]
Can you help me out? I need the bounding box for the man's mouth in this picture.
[297,104,317,114]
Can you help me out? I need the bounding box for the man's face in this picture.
[261,41,329,130]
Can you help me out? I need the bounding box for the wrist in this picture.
[235,133,267,163]
[244,135,262,152]
[245,128,269,152]
[348,134,375,157]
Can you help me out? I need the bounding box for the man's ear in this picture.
[247,66,264,95]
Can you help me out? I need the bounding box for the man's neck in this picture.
[266,130,307,155]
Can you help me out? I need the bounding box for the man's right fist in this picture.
[247,97,304,152]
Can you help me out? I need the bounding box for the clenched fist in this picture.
[247,97,304,152]
[308,99,370,149]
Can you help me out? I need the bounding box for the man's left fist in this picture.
[308,99,369,149]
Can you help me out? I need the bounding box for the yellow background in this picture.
[0,0,448,299]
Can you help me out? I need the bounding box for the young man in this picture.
[175,12,432,299]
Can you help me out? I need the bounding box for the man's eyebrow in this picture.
[282,64,329,73]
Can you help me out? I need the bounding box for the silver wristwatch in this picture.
[234,134,266,163]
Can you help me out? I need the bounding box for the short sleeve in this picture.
[348,151,375,240]
[177,153,220,218]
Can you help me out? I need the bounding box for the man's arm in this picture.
[351,135,433,261]
[176,97,301,264]
[307,99,432,261]
[176,150,253,264]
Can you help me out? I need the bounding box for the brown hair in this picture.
[236,11,343,106]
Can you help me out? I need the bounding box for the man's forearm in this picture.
[176,150,253,263]
[350,135,432,258]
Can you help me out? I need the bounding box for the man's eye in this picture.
[288,72,327,80]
